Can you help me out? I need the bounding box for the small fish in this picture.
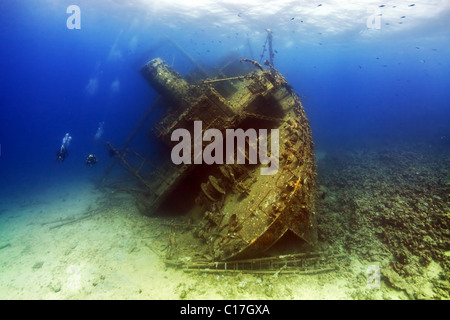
[379,5,385,7]
[415,46,420,49]
[401,16,406,18]
[317,4,322,7]
[290,17,295,21]
[274,50,278,54]
[300,20,303,23]
[409,4,415,7]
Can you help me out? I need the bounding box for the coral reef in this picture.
[316,144,450,299]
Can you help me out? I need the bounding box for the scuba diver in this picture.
[56,146,68,162]
[85,154,98,167]
[56,133,72,162]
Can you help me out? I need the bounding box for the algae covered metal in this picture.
[105,35,317,261]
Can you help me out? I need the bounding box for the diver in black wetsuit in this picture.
[85,154,97,167]
[56,146,68,162]
[56,133,72,162]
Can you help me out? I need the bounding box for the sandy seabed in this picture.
[0,183,356,300]
[0,145,448,300]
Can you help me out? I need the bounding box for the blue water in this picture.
[1,0,449,196]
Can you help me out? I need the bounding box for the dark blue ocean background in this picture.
[1,0,449,199]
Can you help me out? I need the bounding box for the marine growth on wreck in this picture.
[104,32,318,262]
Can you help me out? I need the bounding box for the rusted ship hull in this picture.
[107,53,317,261]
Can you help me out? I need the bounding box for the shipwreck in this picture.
[103,31,318,262]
